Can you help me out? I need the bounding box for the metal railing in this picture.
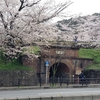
[0,77,100,87]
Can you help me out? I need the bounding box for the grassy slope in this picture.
[79,48,100,70]
[0,51,33,70]
[0,59,33,70]
[0,46,40,70]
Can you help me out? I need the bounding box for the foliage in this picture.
[79,48,100,70]
[0,0,72,60]
[0,59,33,70]
[29,46,40,55]
[56,13,100,44]
[0,50,33,70]
[0,49,5,64]
[85,64,100,70]
[23,46,40,55]
[32,46,40,55]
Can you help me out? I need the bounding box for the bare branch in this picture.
[0,11,8,29]
[36,1,73,24]
[18,0,25,11]
[19,0,41,11]
[27,0,41,7]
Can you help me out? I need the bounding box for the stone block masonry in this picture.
[0,70,38,86]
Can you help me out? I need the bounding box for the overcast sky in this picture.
[52,0,100,22]
[67,0,100,15]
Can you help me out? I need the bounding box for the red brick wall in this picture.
[41,46,79,58]
[21,55,40,73]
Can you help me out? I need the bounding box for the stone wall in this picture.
[84,70,100,78]
[0,70,38,86]
[84,70,100,84]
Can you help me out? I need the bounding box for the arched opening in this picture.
[49,62,69,78]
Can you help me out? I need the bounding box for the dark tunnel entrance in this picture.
[49,62,69,78]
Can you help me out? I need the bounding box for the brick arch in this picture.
[64,59,75,74]
[48,59,75,75]
[49,62,69,78]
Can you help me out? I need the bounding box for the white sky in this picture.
[67,0,100,15]
[52,0,100,22]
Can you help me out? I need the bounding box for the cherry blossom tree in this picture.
[56,13,100,47]
[0,0,72,59]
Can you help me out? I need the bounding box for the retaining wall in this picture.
[0,70,38,86]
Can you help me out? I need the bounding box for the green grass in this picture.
[85,64,100,70]
[0,46,40,70]
[0,50,33,70]
[0,59,34,70]
[79,48,100,70]
[23,46,40,55]
[33,46,40,55]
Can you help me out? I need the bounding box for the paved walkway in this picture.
[0,84,100,91]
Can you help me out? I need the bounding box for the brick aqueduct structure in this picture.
[22,45,93,83]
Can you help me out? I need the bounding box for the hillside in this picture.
[79,48,100,70]
[55,13,100,47]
